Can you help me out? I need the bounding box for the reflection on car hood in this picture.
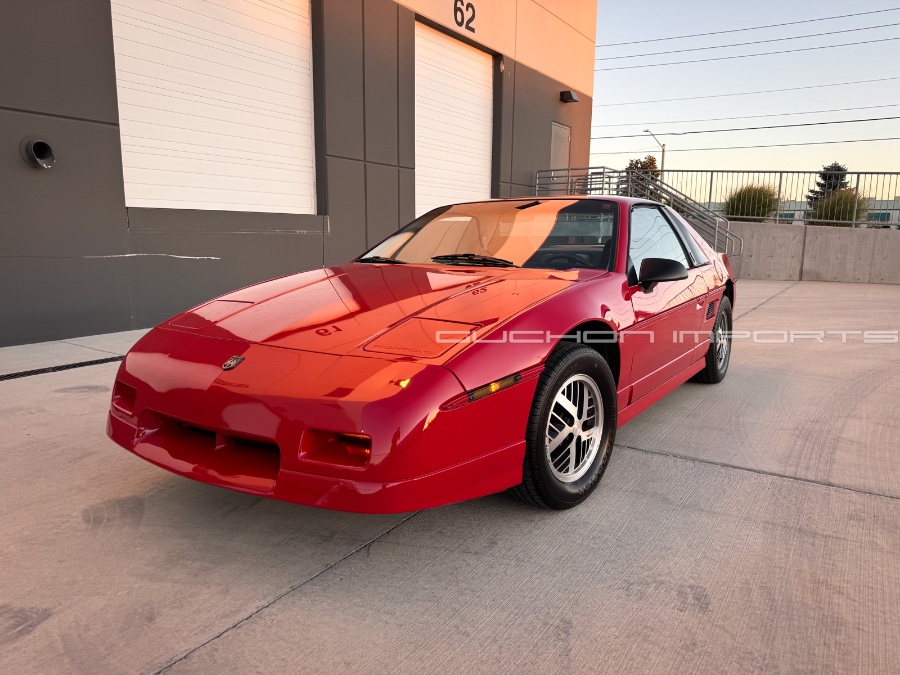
[164,263,592,361]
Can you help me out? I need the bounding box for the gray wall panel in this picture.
[322,0,365,160]
[0,258,132,346]
[498,59,516,185]
[366,164,400,246]
[126,209,325,235]
[397,7,416,170]
[364,0,399,165]
[0,108,130,346]
[125,231,325,327]
[509,184,537,198]
[0,0,119,124]
[1,110,127,256]
[399,167,416,226]
[509,63,592,190]
[324,158,367,265]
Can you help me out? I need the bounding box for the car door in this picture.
[624,205,709,403]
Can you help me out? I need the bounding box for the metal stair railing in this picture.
[625,171,743,257]
[535,167,743,257]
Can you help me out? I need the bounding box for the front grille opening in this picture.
[138,412,281,493]
[183,423,216,441]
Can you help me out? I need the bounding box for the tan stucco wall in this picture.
[393,0,597,95]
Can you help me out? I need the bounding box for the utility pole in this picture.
[644,129,666,182]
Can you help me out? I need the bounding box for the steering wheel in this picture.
[543,252,593,269]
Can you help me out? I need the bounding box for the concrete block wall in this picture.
[728,222,806,281]
[728,221,900,284]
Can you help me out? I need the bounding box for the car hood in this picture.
[163,263,592,361]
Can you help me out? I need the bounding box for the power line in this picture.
[590,137,900,155]
[591,116,900,140]
[591,103,900,128]
[589,148,662,156]
[670,137,900,152]
[599,22,900,60]
[593,76,900,107]
[596,36,900,71]
[597,7,900,47]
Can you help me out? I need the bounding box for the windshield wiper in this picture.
[431,253,518,268]
[356,256,407,265]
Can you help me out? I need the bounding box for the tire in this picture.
[692,295,732,384]
[508,342,617,510]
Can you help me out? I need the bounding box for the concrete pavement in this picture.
[1,280,898,674]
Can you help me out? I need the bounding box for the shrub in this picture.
[722,185,779,222]
[807,188,868,227]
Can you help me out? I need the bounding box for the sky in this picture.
[591,0,900,173]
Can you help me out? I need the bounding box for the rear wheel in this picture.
[508,343,617,510]
[693,295,732,384]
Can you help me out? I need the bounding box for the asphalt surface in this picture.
[1,280,898,674]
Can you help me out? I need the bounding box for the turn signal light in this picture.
[301,430,372,468]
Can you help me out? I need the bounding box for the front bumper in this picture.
[107,328,537,513]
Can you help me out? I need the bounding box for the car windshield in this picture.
[360,199,619,271]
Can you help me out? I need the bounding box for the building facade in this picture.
[1,0,596,346]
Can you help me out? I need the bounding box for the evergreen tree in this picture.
[807,162,849,208]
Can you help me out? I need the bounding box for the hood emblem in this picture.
[222,356,245,370]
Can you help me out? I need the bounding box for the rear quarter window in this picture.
[664,208,710,266]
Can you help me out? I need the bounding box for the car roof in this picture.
[445,195,657,208]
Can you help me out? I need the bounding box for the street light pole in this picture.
[644,129,665,182]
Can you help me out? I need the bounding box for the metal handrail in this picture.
[535,166,744,257]
[625,171,742,257]
[539,168,900,228]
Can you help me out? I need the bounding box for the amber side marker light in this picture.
[301,430,372,468]
[441,373,524,410]
[468,373,521,402]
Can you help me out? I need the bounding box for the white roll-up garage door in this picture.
[414,23,493,217]
[110,0,316,214]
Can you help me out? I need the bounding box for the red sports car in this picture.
[108,197,735,513]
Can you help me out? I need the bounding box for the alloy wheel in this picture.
[545,374,604,483]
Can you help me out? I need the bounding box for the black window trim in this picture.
[659,206,710,268]
[627,203,694,285]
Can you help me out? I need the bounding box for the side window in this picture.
[629,206,689,282]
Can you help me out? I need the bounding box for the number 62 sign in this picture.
[453,0,476,33]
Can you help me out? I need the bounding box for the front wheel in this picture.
[692,295,732,384]
[508,343,617,510]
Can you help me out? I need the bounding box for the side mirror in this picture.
[639,257,688,292]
